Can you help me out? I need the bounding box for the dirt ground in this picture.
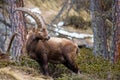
[0,66,53,80]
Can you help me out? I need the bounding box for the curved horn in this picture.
[6,32,19,55]
[13,7,42,29]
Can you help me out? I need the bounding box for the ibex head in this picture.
[27,27,50,41]
[38,27,50,40]
[13,7,50,40]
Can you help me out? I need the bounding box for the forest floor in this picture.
[0,65,100,80]
[0,66,53,80]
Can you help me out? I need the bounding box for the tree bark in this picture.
[110,0,120,63]
[4,0,25,61]
[90,0,108,58]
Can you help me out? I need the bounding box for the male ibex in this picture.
[14,7,79,76]
[26,28,79,75]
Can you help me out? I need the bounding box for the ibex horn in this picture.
[13,7,42,29]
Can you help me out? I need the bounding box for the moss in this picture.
[76,48,120,79]
[18,56,40,71]
[0,48,120,80]
[54,48,120,80]
[0,60,15,68]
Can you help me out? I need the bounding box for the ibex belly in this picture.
[48,47,64,64]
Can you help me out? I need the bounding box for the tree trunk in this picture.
[4,0,25,61]
[110,0,120,63]
[90,0,108,58]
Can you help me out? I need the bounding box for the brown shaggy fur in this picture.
[26,28,79,75]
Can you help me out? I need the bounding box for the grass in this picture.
[24,0,64,10]
[0,48,120,80]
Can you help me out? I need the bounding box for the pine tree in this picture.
[4,0,25,61]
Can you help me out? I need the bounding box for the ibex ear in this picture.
[31,27,36,32]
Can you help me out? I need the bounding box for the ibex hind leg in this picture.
[62,54,79,73]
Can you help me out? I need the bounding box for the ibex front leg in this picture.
[37,53,49,76]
